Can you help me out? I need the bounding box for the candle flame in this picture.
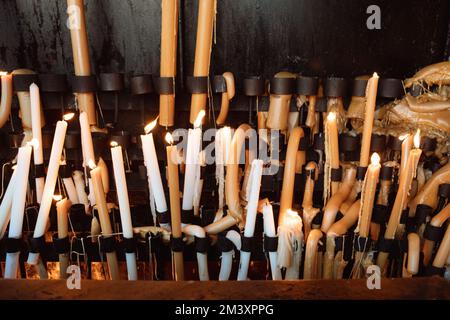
[398,133,409,141]
[327,112,336,122]
[63,112,75,121]
[144,117,159,134]
[414,129,421,148]
[110,141,118,147]
[28,138,39,149]
[88,159,96,170]
[194,110,206,128]
[371,152,380,166]
[53,194,63,202]
[0,71,7,76]
[165,132,174,145]
[372,72,379,78]
[12,164,17,170]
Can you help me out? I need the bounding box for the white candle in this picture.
[237,159,264,281]
[73,170,89,211]
[63,176,80,204]
[215,126,231,209]
[182,111,205,211]
[110,143,138,280]
[4,145,32,279]
[79,111,95,166]
[30,83,45,203]
[56,197,71,239]
[141,120,168,215]
[262,202,282,280]
[28,120,68,265]
[0,169,18,239]
[0,72,13,128]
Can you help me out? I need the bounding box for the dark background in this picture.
[0,0,449,83]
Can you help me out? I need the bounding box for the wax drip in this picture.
[324,117,332,204]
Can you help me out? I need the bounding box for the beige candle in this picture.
[325,112,340,197]
[432,223,450,268]
[266,72,296,131]
[0,72,13,128]
[216,72,235,125]
[359,73,379,168]
[189,0,216,124]
[55,196,71,279]
[89,161,120,280]
[377,130,422,271]
[67,0,96,125]
[159,0,178,127]
[165,133,184,280]
[357,153,381,237]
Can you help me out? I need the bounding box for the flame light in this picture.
[327,112,336,122]
[0,71,7,76]
[110,141,118,147]
[165,132,174,145]
[63,112,75,121]
[53,194,63,202]
[398,133,409,141]
[371,152,380,166]
[194,110,206,128]
[144,117,159,134]
[28,138,39,149]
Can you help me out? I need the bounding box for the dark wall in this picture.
[0,0,449,83]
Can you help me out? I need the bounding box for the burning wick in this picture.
[413,129,421,148]
[165,132,174,145]
[53,194,63,202]
[88,159,96,170]
[371,152,380,166]
[194,110,206,128]
[63,112,75,121]
[144,117,159,134]
[110,141,119,148]
[327,112,336,122]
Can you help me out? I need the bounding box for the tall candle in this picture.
[237,160,263,281]
[56,196,71,279]
[182,111,204,212]
[399,134,413,178]
[0,72,13,129]
[30,83,45,203]
[141,119,168,217]
[4,145,32,279]
[67,0,96,124]
[90,162,120,280]
[326,112,340,196]
[359,73,379,168]
[0,169,17,239]
[73,170,89,211]
[215,126,231,209]
[110,143,138,280]
[377,130,422,270]
[27,120,68,265]
[159,0,178,127]
[79,111,96,205]
[262,202,282,280]
[165,133,184,280]
[189,0,216,124]
[357,153,381,237]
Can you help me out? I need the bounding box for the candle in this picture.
[159,0,178,127]
[399,134,413,178]
[279,127,305,225]
[189,0,216,124]
[377,130,422,270]
[237,159,263,281]
[62,174,80,205]
[4,145,32,279]
[27,120,68,265]
[55,196,71,279]
[30,83,45,203]
[67,0,96,124]
[262,202,282,280]
[73,170,89,211]
[215,126,231,209]
[110,142,138,280]
[359,73,379,168]
[357,153,381,237]
[182,111,204,213]
[325,112,340,197]
[0,72,13,128]
[165,132,184,280]
[89,161,120,280]
[79,111,96,205]
[0,169,17,239]
[141,118,168,222]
